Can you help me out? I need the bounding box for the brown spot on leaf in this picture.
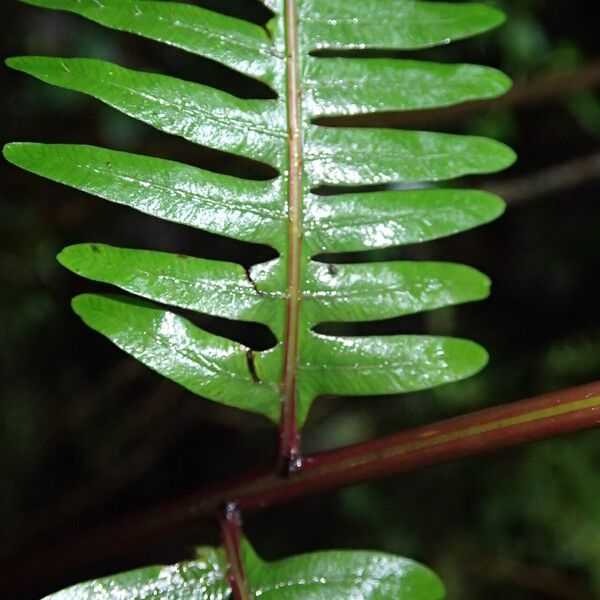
[246,349,260,383]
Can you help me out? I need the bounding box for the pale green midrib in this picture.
[51,159,284,222]
[311,209,475,227]
[302,14,492,24]
[302,285,484,300]
[252,573,401,595]
[299,361,469,373]
[68,253,259,298]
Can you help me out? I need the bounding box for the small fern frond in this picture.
[41,539,445,600]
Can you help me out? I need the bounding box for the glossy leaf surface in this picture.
[60,243,490,324]
[301,261,491,326]
[241,539,445,600]
[72,294,281,421]
[20,0,279,85]
[4,142,286,249]
[305,127,514,186]
[260,333,489,424]
[299,0,505,50]
[43,541,445,600]
[306,58,511,117]
[59,244,286,337]
[42,547,230,599]
[304,189,505,254]
[7,57,285,166]
[6,0,514,425]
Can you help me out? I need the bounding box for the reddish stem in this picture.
[218,504,252,600]
[279,0,304,469]
[2,381,599,596]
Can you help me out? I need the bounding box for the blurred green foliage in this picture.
[1,1,599,598]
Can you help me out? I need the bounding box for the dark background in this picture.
[1,1,600,598]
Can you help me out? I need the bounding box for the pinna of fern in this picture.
[4,0,515,597]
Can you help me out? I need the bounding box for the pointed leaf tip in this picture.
[5,56,30,71]
[3,142,42,170]
[496,140,518,169]
[478,3,507,31]
[486,191,507,218]
[2,142,18,163]
[4,141,43,168]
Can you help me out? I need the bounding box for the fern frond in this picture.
[4,0,515,429]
